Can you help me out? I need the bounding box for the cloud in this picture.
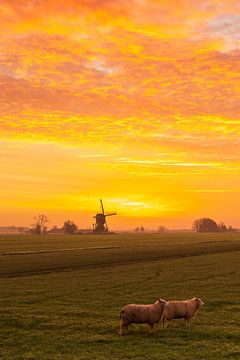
[1,1,240,227]
[85,58,121,75]
[184,189,240,193]
[207,14,240,50]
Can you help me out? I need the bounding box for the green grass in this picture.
[0,233,239,359]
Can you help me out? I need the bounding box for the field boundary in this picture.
[0,245,126,257]
[1,247,240,278]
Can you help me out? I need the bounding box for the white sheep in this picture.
[119,299,167,335]
[162,297,204,327]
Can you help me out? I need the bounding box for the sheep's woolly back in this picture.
[120,299,166,325]
[162,297,204,321]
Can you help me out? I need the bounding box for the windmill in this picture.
[93,199,117,233]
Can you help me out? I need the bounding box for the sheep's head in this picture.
[195,297,204,307]
[158,299,167,305]
[158,299,167,304]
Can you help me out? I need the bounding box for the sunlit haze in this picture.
[1,0,240,230]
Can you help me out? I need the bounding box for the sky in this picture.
[1,0,240,230]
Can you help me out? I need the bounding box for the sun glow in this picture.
[1,1,240,229]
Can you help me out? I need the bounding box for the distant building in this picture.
[47,226,64,234]
[0,226,30,234]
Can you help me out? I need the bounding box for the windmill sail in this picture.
[100,199,105,214]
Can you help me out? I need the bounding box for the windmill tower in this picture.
[93,199,117,233]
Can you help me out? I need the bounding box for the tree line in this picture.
[30,214,235,235]
[192,218,234,233]
[31,215,78,235]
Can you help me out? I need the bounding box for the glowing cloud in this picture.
[1,0,240,229]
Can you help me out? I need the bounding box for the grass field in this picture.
[0,233,239,359]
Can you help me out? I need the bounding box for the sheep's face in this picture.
[157,299,167,309]
[195,298,204,307]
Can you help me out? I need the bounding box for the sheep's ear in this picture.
[159,299,167,304]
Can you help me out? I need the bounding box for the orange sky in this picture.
[1,0,240,230]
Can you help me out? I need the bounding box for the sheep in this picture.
[119,298,167,335]
[162,297,204,327]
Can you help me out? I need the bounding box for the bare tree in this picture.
[218,222,227,232]
[158,225,167,233]
[193,218,232,233]
[31,214,49,235]
[193,218,219,232]
[62,220,78,234]
[135,226,145,232]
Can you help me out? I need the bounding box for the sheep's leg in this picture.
[119,320,126,336]
[149,324,155,335]
[162,318,167,328]
[185,318,191,326]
